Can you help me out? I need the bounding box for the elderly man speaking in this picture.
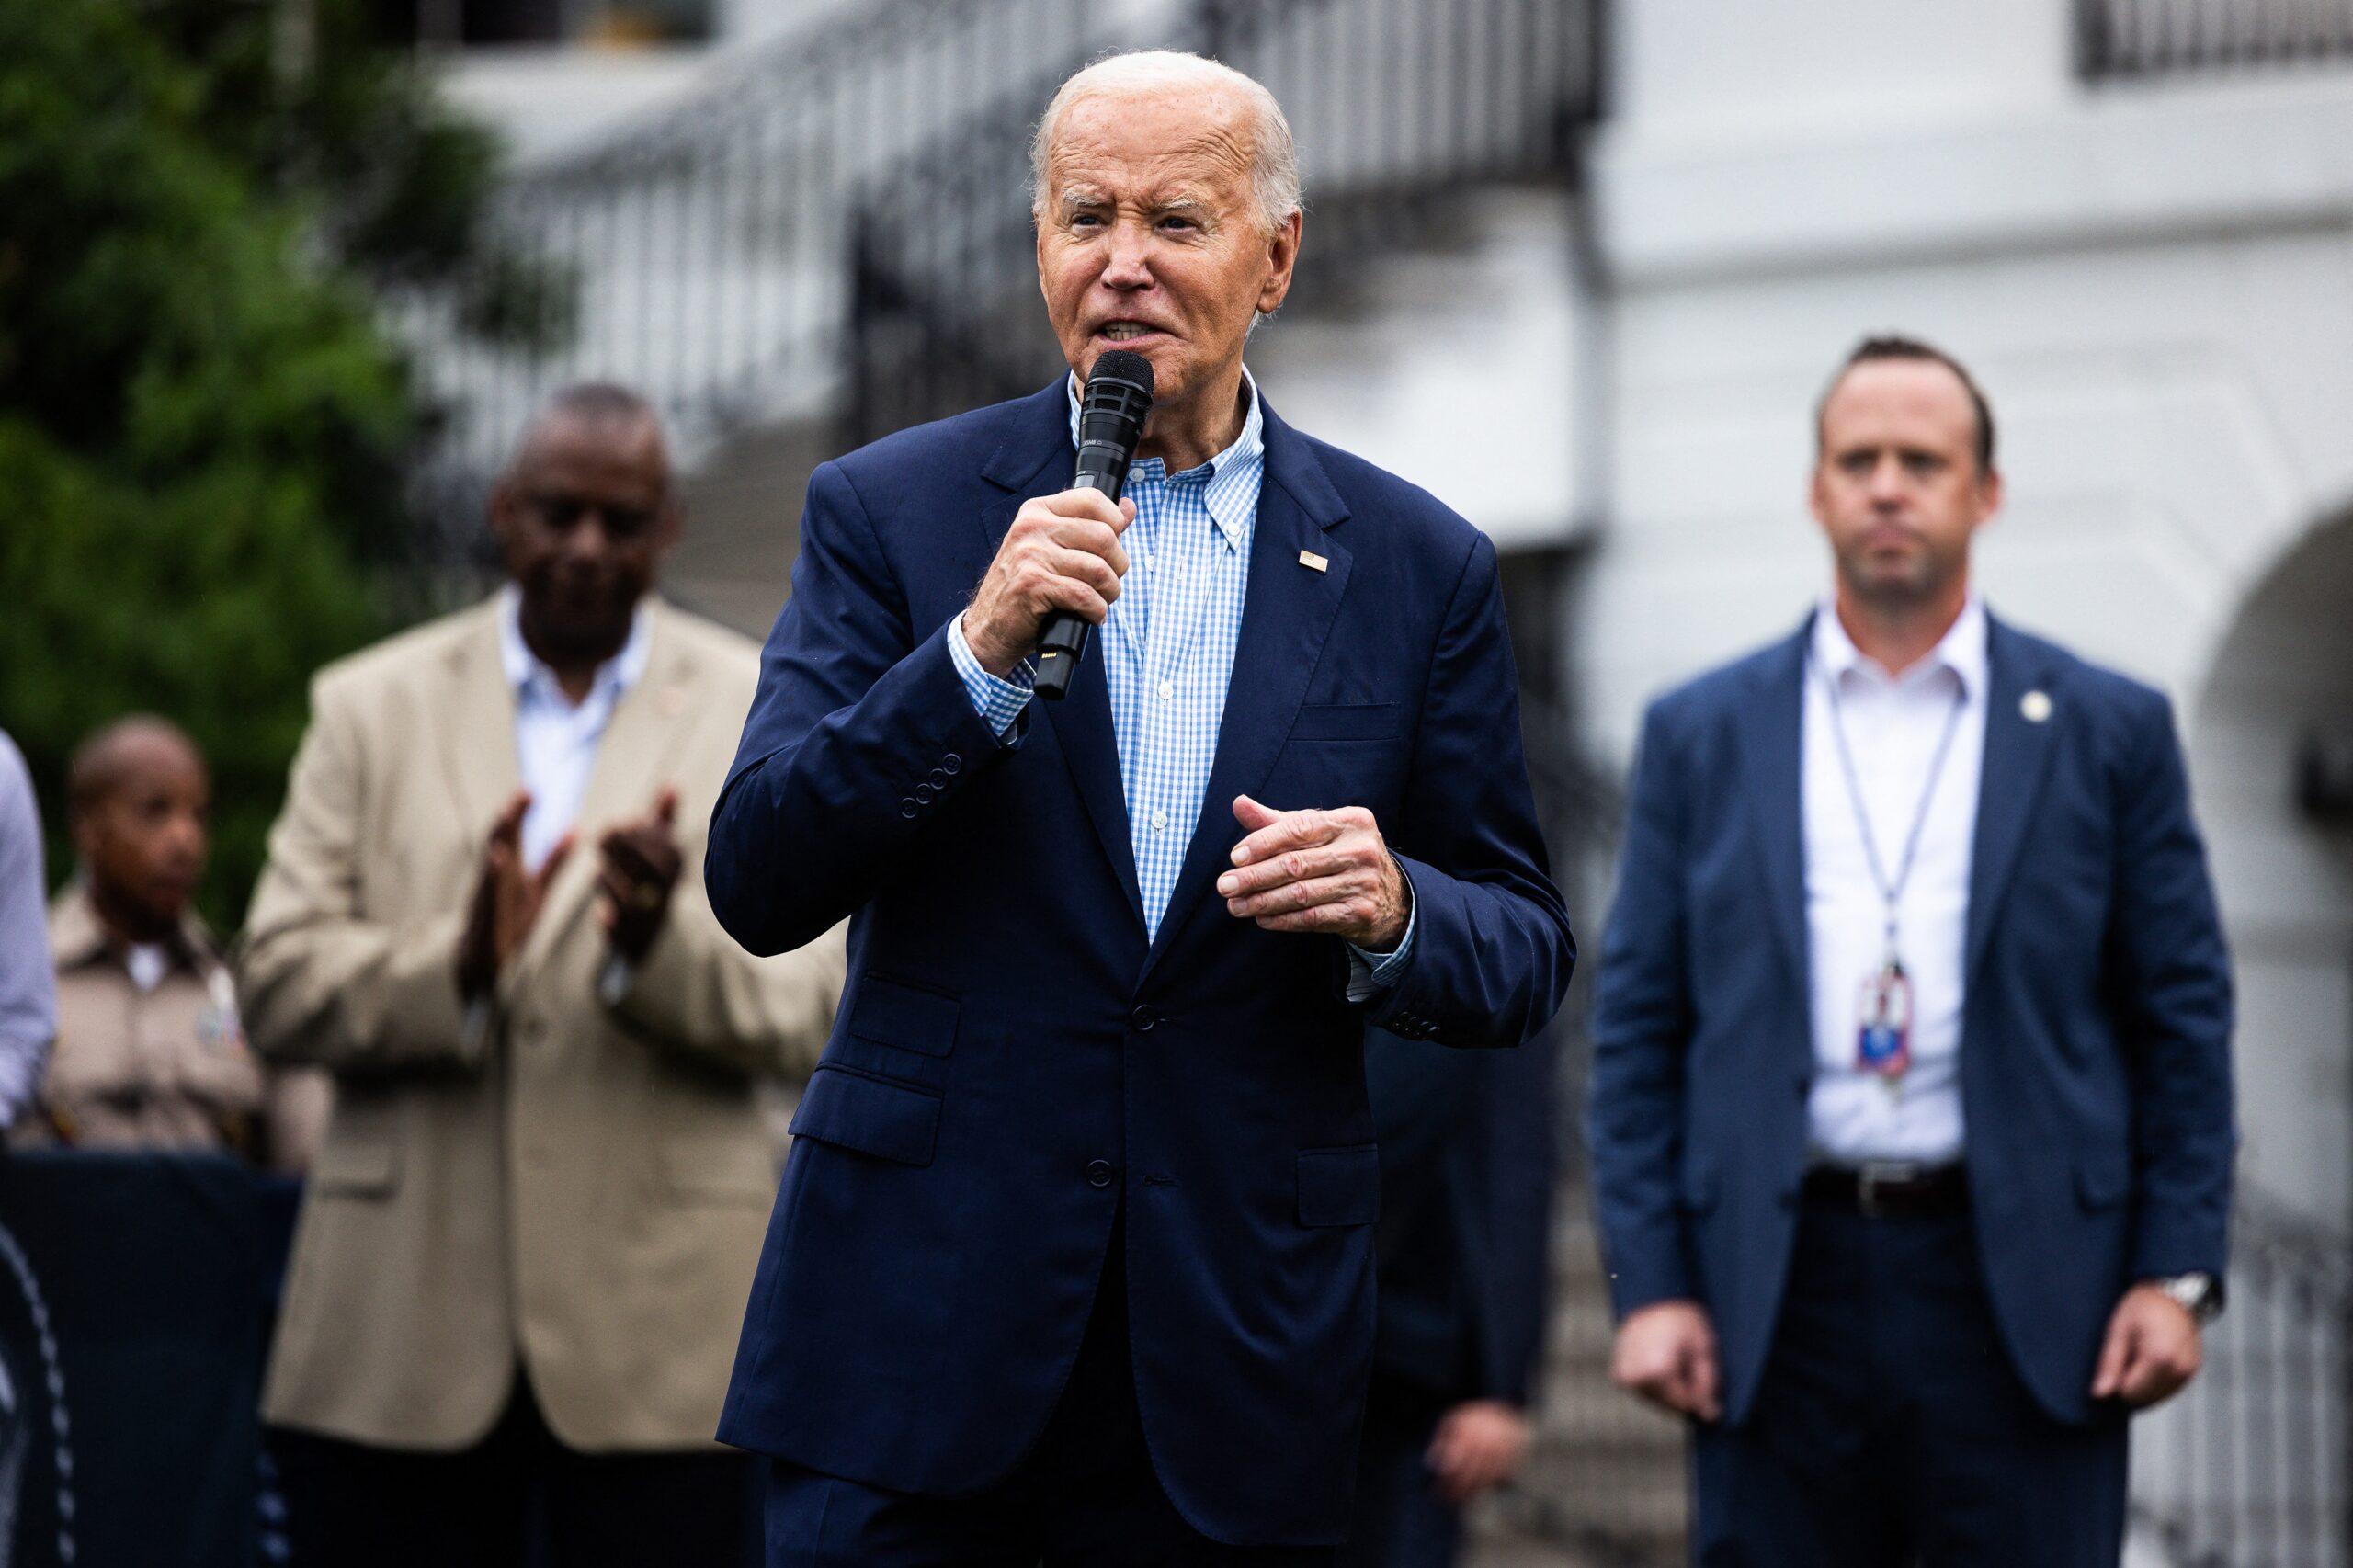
[710,51,1574,1562]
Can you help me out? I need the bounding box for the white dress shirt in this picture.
[1802,598,1988,1165]
[497,587,652,872]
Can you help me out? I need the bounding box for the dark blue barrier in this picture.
[0,1152,282,1568]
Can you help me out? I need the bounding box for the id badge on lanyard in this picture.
[1856,954,1914,1085]
[1818,654,1965,1098]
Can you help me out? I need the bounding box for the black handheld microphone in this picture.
[1035,349,1154,700]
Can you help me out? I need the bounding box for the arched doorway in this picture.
[2188,510,2353,1233]
[2131,509,2353,1563]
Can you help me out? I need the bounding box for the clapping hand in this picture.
[597,785,684,963]
[458,790,573,1001]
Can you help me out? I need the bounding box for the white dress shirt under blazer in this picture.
[1802,598,1989,1165]
[499,585,652,872]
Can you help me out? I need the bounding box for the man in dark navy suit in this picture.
[1588,335,2234,1565]
[1340,1026,1559,1567]
[706,50,1573,1564]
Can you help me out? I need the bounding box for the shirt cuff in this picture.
[1344,863,1416,1003]
[460,996,498,1060]
[0,1045,40,1128]
[597,953,635,1010]
[948,611,1036,738]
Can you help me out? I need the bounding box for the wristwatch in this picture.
[2150,1272,2226,1324]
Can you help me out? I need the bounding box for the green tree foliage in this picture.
[0,0,541,926]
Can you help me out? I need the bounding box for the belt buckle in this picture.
[1856,1160,1914,1218]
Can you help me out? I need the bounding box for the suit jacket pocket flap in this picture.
[1291,703,1399,743]
[847,976,961,1059]
[790,1066,942,1166]
[2075,1152,2132,1209]
[1297,1145,1381,1227]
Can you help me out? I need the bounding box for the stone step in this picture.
[1463,1519,1625,1568]
[1513,1176,1690,1562]
[1546,1298,1621,1364]
[1529,1394,1687,1454]
[669,413,844,638]
[1506,1446,1690,1556]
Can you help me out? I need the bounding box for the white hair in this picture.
[1029,51,1303,235]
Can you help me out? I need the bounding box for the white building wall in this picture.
[1616,0,2072,142]
[1585,4,2353,1233]
[1247,191,1598,554]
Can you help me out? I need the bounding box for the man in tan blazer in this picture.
[240,382,842,1568]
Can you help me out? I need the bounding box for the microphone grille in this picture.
[1087,349,1154,398]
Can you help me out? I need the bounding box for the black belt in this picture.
[1802,1162,1969,1219]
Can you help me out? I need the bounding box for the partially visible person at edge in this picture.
[708,50,1573,1566]
[0,729,55,1133]
[11,717,327,1169]
[1589,335,2234,1565]
[238,383,846,1568]
[1341,1022,1560,1567]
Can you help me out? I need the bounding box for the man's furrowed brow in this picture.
[1149,194,1216,222]
[1058,187,1112,215]
[1055,187,1220,220]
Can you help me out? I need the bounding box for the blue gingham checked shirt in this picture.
[948,371,1413,991]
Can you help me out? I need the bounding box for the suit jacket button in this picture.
[943,754,962,775]
[1130,1006,1158,1032]
[1086,1159,1116,1188]
[899,799,919,819]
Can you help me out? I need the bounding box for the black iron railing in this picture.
[395,0,1105,551]
[399,0,1603,545]
[2078,0,2353,78]
[847,0,1606,442]
[2132,1188,2353,1566]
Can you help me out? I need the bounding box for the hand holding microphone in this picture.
[961,352,1154,695]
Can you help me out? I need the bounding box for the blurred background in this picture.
[10,0,2353,1562]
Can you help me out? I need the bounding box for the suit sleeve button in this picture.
[1086,1160,1116,1188]
[899,799,920,819]
[928,769,949,788]
[943,754,962,775]
[915,784,935,802]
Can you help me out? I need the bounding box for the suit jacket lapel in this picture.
[1740,623,1811,1002]
[980,382,1147,932]
[1141,405,1352,983]
[1965,617,2061,980]
[436,602,522,854]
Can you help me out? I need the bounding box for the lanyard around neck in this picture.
[1814,654,1968,960]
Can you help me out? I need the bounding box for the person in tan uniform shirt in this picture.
[239,383,844,1568]
[27,718,326,1169]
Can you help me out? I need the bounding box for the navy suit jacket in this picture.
[1587,614,2233,1427]
[1365,1024,1558,1411]
[707,380,1574,1546]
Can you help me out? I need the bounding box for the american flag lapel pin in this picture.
[1298,551,1328,573]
